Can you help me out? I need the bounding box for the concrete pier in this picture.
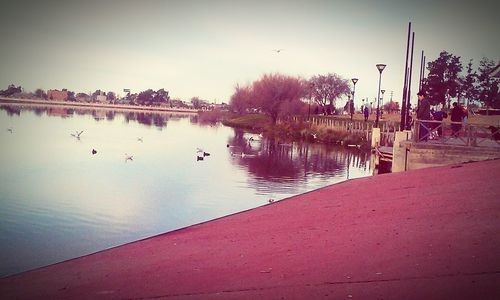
[1,159,500,299]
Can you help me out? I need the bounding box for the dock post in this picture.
[392,130,412,172]
[371,127,381,148]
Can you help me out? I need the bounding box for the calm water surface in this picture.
[0,104,373,277]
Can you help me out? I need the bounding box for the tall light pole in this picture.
[375,64,386,128]
[351,78,358,121]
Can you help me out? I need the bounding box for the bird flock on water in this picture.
[5,125,281,203]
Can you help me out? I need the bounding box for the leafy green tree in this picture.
[91,90,102,101]
[252,73,304,124]
[137,89,155,104]
[423,51,463,107]
[190,96,209,109]
[458,59,478,106]
[0,84,22,97]
[476,57,500,109]
[107,91,116,101]
[137,89,169,105]
[308,73,350,115]
[153,88,169,104]
[34,88,47,99]
[67,91,76,101]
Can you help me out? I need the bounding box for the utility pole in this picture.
[400,22,411,131]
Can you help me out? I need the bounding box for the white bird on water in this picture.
[197,148,210,157]
[273,49,284,53]
[71,130,84,139]
[137,137,143,142]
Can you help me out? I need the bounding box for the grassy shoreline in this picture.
[219,113,369,148]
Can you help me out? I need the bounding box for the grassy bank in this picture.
[219,113,369,148]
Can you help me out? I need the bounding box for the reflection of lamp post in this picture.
[351,78,358,121]
[375,64,386,127]
[380,89,386,117]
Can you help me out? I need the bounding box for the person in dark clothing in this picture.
[363,106,369,121]
[416,90,430,141]
[450,102,463,137]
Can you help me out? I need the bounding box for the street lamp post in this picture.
[375,64,386,127]
[351,78,358,121]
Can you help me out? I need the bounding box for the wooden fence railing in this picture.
[281,115,400,146]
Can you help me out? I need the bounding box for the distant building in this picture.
[47,89,69,101]
[96,94,107,102]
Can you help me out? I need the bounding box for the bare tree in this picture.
[308,74,350,115]
[252,73,304,124]
[229,84,253,114]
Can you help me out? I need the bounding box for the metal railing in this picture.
[414,119,500,148]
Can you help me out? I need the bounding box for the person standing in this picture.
[451,102,463,137]
[416,90,430,141]
[363,106,369,122]
[431,107,448,137]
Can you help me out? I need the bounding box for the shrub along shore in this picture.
[198,110,369,148]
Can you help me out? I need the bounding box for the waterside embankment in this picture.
[1,160,499,299]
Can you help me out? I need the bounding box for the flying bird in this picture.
[273,49,284,53]
[125,153,133,162]
[137,137,143,142]
[91,149,97,155]
[71,130,84,139]
[7,127,13,133]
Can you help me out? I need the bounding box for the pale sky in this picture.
[1,0,499,107]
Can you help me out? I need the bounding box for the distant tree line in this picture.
[423,52,499,109]
[0,86,175,106]
[0,84,22,97]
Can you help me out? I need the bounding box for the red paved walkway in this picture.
[2,160,500,299]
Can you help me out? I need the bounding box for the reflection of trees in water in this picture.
[227,128,370,183]
[33,107,46,116]
[0,104,207,130]
[190,115,199,124]
[0,105,21,116]
[47,107,73,118]
[123,112,168,128]
[106,111,115,121]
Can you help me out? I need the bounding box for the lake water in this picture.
[0,103,373,277]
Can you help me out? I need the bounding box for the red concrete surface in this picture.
[1,159,500,299]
